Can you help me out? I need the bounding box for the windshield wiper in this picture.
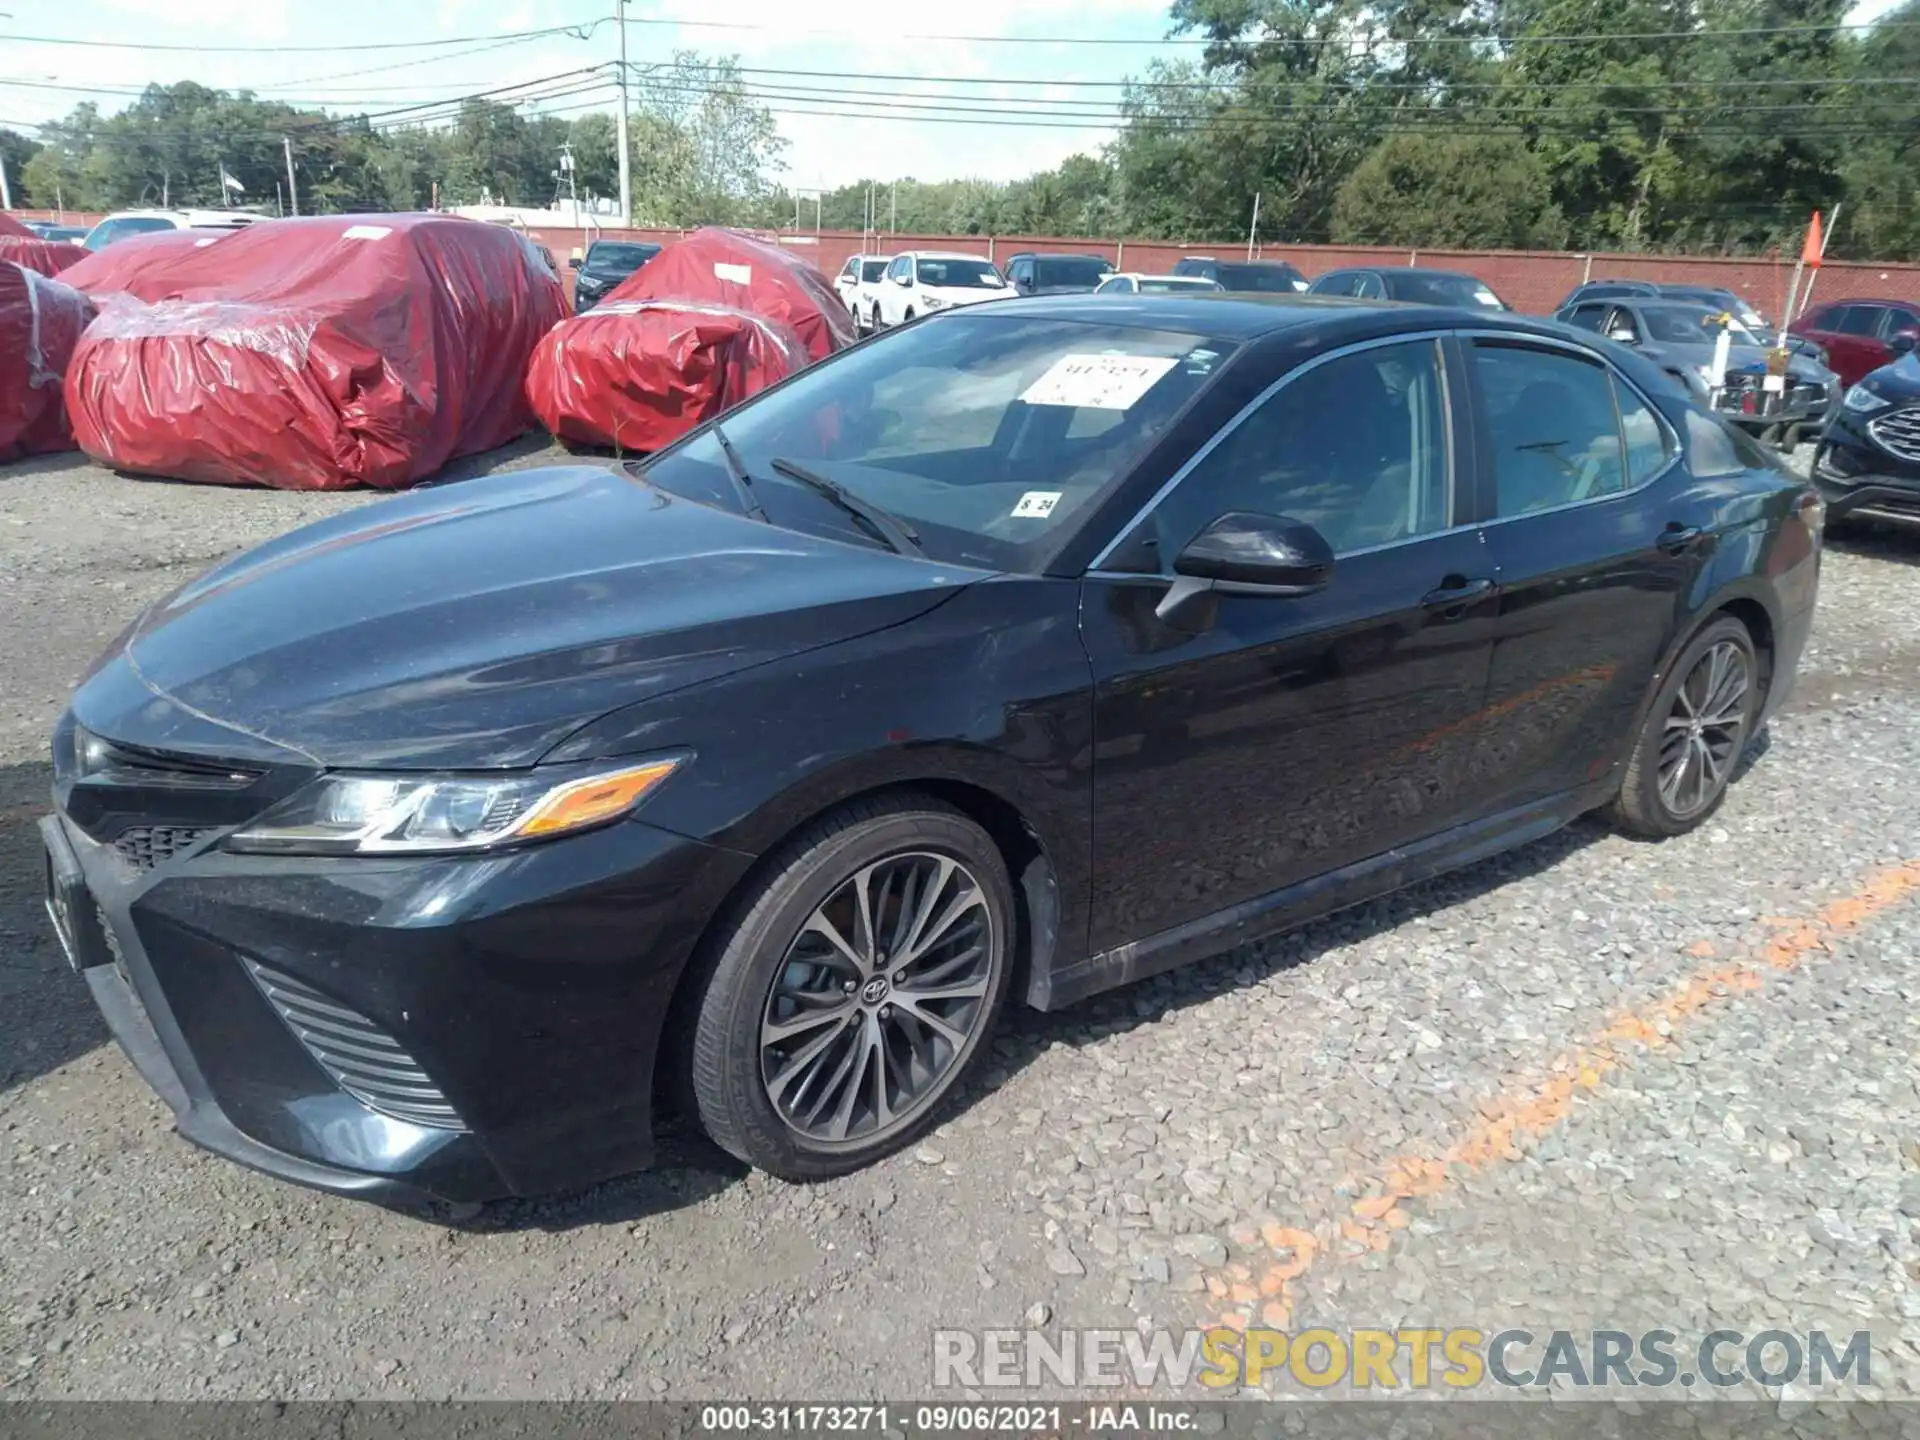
[710,423,769,523]
[769,457,924,557]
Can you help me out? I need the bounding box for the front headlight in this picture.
[225,757,684,856]
[1843,383,1891,413]
[919,294,947,310]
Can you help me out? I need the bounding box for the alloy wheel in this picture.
[759,851,997,1147]
[1657,639,1752,820]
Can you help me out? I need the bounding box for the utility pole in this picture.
[0,151,10,211]
[558,141,578,223]
[1246,192,1261,261]
[614,0,632,227]
[283,136,299,217]
[889,180,897,235]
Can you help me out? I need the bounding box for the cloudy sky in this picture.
[0,0,1187,193]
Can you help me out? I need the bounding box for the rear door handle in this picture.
[1420,577,1495,616]
[1657,523,1704,554]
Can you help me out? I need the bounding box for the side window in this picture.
[1614,378,1675,485]
[1011,259,1032,285]
[1564,303,1609,332]
[888,256,911,283]
[1833,305,1882,336]
[1139,340,1452,559]
[1881,306,1920,337]
[1474,344,1628,516]
[1604,307,1641,343]
[1354,273,1386,300]
[838,258,858,280]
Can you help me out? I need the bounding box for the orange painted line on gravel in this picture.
[1211,860,1920,1332]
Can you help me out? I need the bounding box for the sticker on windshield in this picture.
[1020,354,1179,410]
[714,262,752,284]
[1012,491,1062,518]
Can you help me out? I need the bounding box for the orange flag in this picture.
[1802,211,1824,269]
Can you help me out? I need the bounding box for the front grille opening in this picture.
[243,961,466,1131]
[111,826,214,872]
[1868,409,1920,464]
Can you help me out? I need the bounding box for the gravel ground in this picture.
[2,448,1919,1404]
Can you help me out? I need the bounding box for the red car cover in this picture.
[59,228,229,298]
[0,234,85,279]
[0,213,36,238]
[0,262,96,461]
[63,214,568,490]
[524,228,851,451]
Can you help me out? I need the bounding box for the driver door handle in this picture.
[1421,577,1495,617]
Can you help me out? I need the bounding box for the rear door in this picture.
[1459,335,1708,812]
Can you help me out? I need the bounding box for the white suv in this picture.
[83,209,261,251]
[833,254,892,335]
[870,251,1008,329]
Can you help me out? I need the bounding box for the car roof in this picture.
[964,292,1562,341]
[904,250,992,259]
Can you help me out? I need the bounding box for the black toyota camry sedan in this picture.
[43,295,1823,1206]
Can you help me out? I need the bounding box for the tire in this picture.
[689,794,1015,1179]
[1609,615,1760,838]
[903,308,916,324]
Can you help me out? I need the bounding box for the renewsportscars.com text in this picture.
[932,1327,1873,1391]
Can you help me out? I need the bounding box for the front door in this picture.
[1459,336,1713,811]
[1082,336,1499,953]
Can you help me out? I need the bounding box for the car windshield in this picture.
[640,314,1237,572]
[860,259,889,282]
[1035,257,1112,287]
[1640,303,1763,345]
[1210,263,1305,293]
[916,258,1004,289]
[1140,277,1221,293]
[1391,273,1505,309]
[586,243,657,274]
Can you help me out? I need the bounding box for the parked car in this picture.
[43,292,1820,1204]
[25,221,88,244]
[870,250,1008,328]
[1172,256,1309,293]
[1791,298,1920,387]
[1095,273,1224,295]
[1811,338,1920,526]
[83,208,260,251]
[1309,267,1507,310]
[1559,296,1840,447]
[569,240,663,313]
[833,254,892,335]
[1004,252,1113,296]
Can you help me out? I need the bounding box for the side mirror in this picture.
[1155,512,1334,628]
[893,273,912,287]
[1892,330,1918,357]
[568,256,582,269]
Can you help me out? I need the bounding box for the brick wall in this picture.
[16,210,1918,318]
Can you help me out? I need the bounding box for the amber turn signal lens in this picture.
[516,759,683,838]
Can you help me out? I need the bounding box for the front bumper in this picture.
[42,778,754,1208]
[1716,377,1838,443]
[1812,410,1920,523]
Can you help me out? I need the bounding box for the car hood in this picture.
[1640,340,1834,384]
[1855,350,1920,400]
[80,465,978,770]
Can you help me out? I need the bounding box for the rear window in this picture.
[1034,257,1112,287]
[1211,263,1306,293]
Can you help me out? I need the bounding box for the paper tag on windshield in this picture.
[1021,354,1178,410]
[341,225,392,241]
[714,262,752,284]
[1012,491,1061,518]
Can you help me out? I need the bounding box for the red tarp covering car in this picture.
[0,213,37,238]
[523,228,853,451]
[63,213,568,490]
[0,234,85,279]
[59,228,228,298]
[0,261,96,462]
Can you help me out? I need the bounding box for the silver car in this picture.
[1558,296,1840,448]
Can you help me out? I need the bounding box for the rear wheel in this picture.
[689,796,1015,1179]
[1610,616,1759,837]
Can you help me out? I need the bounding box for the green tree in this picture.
[1332,134,1566,248]
[0,128,41,206]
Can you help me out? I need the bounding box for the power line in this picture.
[0,20,606,53]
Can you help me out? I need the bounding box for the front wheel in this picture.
[1610,615,1759,837]
[689,796,1015,1179]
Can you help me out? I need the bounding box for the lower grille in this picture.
[111,825,213,872]
[243,961,466,1131]
[1868,407,1920,464]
